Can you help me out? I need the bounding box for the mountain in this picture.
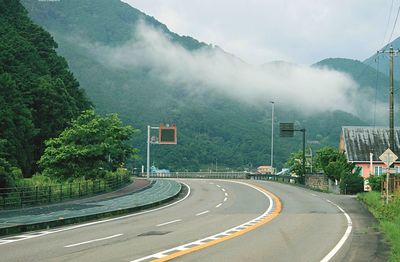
[20,0,367,171]
[0,0,91,176]
[364,37,400,80]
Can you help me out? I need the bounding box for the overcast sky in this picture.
[123,0,399,65]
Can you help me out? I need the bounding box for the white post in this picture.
[369,152,373,175]
[147,125,150,179]
[270,101,275,173]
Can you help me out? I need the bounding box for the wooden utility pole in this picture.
[378,46,399,151]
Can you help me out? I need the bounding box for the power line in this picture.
[382,0,395,46]
[388,3,400,44]
[373,56,380,127]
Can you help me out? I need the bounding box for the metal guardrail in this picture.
[0,175,131,210]
[142,172,301,184]
[248,174,300,184]
[142,172,248,179]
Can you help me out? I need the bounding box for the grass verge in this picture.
[358,192,400,261]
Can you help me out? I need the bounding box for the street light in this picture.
[270,101,275,173]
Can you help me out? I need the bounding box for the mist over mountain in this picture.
[21,0,374,170]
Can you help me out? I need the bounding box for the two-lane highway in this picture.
[0,179,385,261]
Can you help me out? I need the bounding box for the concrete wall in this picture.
[305,173,329,191]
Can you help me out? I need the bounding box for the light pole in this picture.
[270,101,275,173]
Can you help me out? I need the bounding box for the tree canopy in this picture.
[0,0,91,178]
[39,110,138,180]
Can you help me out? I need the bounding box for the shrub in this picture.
[340,173,364,194]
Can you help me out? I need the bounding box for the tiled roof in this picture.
[341,126,400,162]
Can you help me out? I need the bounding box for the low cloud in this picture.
[77,22,384,118]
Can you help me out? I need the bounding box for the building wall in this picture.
[354,163,400,178]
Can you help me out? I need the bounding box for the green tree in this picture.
[315,146,354,181]
[38,110,139,180]
[285,150,311,177]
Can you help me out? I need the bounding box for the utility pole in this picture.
[302,129,306,177]
[270,101,275,173]
[378,46,399,203]
[378,46,399,151]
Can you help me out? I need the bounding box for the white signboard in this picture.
[379,148,398,167]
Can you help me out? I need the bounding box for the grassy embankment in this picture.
[358,192,400,261]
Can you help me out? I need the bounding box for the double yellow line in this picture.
[153,184,282,262]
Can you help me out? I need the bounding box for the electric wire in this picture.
[389,3,400,44]
[373,56,380,127]
[382,0,395,47]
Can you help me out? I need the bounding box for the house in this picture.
[257,166,273,174]
[339,126,400,179]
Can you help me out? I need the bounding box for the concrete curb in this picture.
[0,182,183,236]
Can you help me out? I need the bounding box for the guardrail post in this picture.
[69,183,72,198]
[85,181,88,195]
[20,190,23,208]
[60,184,63,202]
[78,183,81,196]
[35,186,38,204]
[48,186,52,203]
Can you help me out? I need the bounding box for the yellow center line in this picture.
[152,185,282,262]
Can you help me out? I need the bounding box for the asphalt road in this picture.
[0,179,388,262]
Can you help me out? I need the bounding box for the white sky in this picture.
[123,0,400,65]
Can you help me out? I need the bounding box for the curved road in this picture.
[0,179,387,261]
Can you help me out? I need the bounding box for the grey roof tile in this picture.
[342,126,400,162]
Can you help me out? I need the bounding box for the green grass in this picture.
[358,192,400,261]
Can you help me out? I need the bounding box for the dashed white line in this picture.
[225,192,228,197]
[222,188,226,192]
[196,210,210,216]
[64,233,123,248]
[224,197,228,202]
[215,203,222,208]
[216,185,221,188]
[0,182,192,246]
[156,219,182,227]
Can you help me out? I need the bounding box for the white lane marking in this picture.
[225,192,228,197]
[221,188,226,192]
[311,193,317,197]
[156,219,182,227]
[320,198,353,262]
[131,180,274,262]
[64,234,123,248]
[224,197,228,202]
[216,185,221,188]
[0,182,191,245]
[196,210,210,216]
[215,203,222,208]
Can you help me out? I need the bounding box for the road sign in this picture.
[279,122,294,137]
[158,124,177,144]
[379,148,398,167]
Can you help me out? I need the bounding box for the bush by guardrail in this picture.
[0,174,131,210]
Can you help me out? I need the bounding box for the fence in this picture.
[381,176,400,197]
[0,174,131,210]
[142,172,248,180]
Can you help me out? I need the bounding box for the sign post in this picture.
[146,124,177,179]
[379,148,398,204]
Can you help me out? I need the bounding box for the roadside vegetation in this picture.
[285,146,363,193]
[0,1,139,208]
[358,188,400,262]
